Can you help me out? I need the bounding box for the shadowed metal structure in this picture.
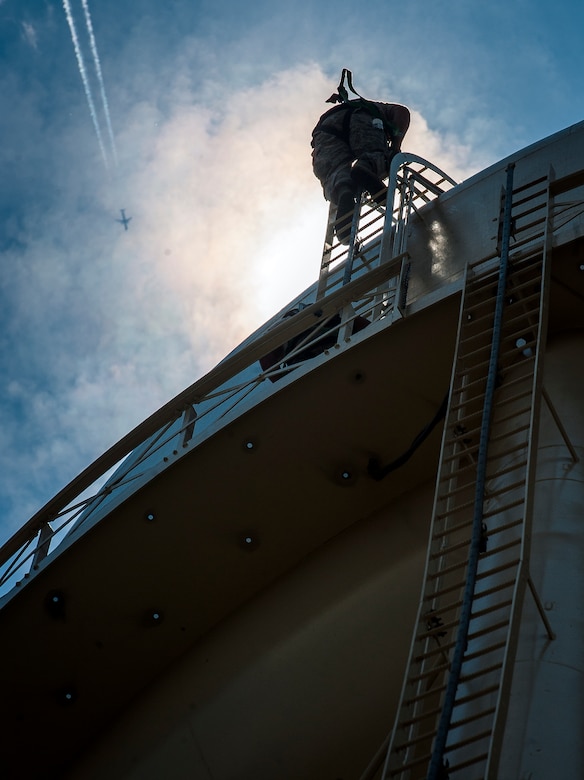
[1,122,584,780]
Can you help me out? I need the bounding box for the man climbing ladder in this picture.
[311,69,410,244]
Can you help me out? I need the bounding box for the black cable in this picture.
[367,393,449,481]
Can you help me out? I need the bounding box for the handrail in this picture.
[0,251,408,572]
[1,152,459,590]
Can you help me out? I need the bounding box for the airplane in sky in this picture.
[116,209,132,231]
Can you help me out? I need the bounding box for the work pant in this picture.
[311,107,391,205]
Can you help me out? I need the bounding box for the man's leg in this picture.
[348,112,390,204]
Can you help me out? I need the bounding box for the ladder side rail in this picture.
[484,172,554,777]
[316,201,337,299]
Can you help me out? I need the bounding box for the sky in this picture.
[1,0,583,546]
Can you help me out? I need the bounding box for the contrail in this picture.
[81,0,118,167]
[62,0,109,168]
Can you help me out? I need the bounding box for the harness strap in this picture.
[319,69,401,143]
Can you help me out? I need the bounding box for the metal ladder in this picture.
[381,165,553,779]
[315,154,457,302]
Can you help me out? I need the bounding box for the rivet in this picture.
[145,609,164,626]
[334,464,357,486]
[57,685,78,705]
[45,590,66,620]
[145,511,156,522]
[240,532,259,551]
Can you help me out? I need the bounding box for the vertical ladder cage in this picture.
[377,164,554,780]
[315,154,457,303]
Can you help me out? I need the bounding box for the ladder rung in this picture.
[424,556,519,605]
[482,497,525,520]
[482,477,527,502]
[429,535,471,560]
[457,341,494,364]
[415,632,507,666]
[465,271,499,290]
[493,405,532,427]
[485,439,528,463]
[479,537,523,564]
[416,608,465,642]
[387,749,433,776]
[437,470,480,501]
[397,705,496,757]
[471,598,513,622]
[467,618,510,643]
[488,422,530,444]
[416,599,512,649]
[402,681,448,709]
[500,329,539,356]
[459,661,503,685]
[433,495,525,541]
[475,557,520,583]
[508,230,545,253]
[409,659,450,685]
[446,752,490,774]
[432,515,473,541]
[512,175,548,197]
[400,702,444,728]
[448,408,483,431]
[434,496,474,522]
[508,261,545,284]
[512,213,546,241]
[461,297,496,320]
[485,458,528,485]
[493,386,532,410]
[449,372,491,402]
[426,555,469,581]
[504,281,542,304]
[482,516,523,542]
[441,439,480,466]
[511,219,547,245]
[461,639,507,665]
[508,249,546,273]
[451,706,497,731]
[508,261,545,285]
[394,723,444,753]
[474,578,516,602]
[495,367,538,397]
[501,307,541,335]
[444,727,493,755]
[435,457,478,489]
[453,682,500,708]
[447,389,486,416]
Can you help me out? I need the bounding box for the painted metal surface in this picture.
[0,122,583,778]
[498,333,584,780]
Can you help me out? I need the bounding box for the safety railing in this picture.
[0,154,457,601]
[317,153,457,301]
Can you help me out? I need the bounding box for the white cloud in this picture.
[21,21,38,49]
[0,56,486,545]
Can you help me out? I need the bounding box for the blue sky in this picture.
[1,0,583,545]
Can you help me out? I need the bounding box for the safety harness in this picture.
[312,69,400,146]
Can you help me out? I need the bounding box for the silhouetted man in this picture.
[312,70,410,243]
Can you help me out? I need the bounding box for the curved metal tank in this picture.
[0,122,583,779]
[498,332,584,780]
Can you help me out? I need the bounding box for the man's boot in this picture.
[351,162,387,206]
[334,189,356,245]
